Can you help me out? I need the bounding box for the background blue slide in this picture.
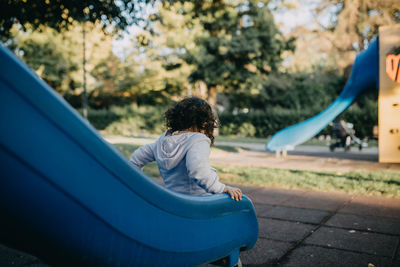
[0,45,258,266]
[266,38,379,151]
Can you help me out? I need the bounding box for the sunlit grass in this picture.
[215,136,270,144]
[215,166,400,198]
[113,142,399,198]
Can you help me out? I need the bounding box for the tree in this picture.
[10,24,80,94]
[10,22,114,98]
[274,0,399,74]
[1,0,155,111]
[162,0,295,105]
[314,0,400,73]
[104,2,199,105]
[0,0,148,40]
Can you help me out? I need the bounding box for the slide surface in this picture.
[266,38,379,151]
[0,45,258,266]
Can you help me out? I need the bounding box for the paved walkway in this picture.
[237,185,400,267]
[1,185,399,267]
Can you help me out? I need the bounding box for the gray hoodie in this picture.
[129,131,226,196]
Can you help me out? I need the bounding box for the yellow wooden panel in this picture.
[379,25,400,163]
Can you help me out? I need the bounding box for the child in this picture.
[129,97,242,201]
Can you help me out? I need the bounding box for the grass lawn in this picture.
[215,136,270,144]
[114,142,399,198]
[215,166,400,198]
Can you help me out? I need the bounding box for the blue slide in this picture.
[266,38,379,151]
[0,45,258,266]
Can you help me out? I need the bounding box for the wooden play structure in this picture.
[379,25,400,163]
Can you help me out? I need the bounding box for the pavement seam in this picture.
[257,215,400,237]
[319,224,400,237]
[296,243,393,258]
[336,210,400,221]
[254,202,333,212]
[256,215,319,226]
[256,236,298,244]
[270,195,354,266]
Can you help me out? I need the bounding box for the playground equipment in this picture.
[0,45,258,266]
[378,26,400,163]
[266,25,400,163]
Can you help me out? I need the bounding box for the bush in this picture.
[218,107,319,137]
[218,97,377,139]
[238,122,257,137]
[224,71,346,112]
[218,71,377,139]
[219,123,237,136]
[79,104,166,136]
[106,117,147,136]
[76,108,122,130]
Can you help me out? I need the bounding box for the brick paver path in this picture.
[239,185,400,267]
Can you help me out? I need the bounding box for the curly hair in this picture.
[164,97,218,145]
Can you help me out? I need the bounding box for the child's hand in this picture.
[223,186,242,201]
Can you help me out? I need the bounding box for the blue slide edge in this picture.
[266,38,379,151]
[0,45,258,266]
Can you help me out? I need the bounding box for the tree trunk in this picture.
[207,84,219,136]
[207,85,217,106]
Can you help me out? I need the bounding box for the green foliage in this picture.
[10,26,81,94]
[107,117,147,136]
[191,1,293,90]
[83,108,122,130]
[317,0,400,49]
[9,22,114,98]
[220,122,257,137]
[306,0,400,74]
[81,105,166,134]
[219,94,378,140]
[219,123,237,136]
[219,107,318,137]
[217,69,377,139]
[94,105,166,136]
[219,101,378,139]
[152,0,295,103]
[225,70,346,111]
[237,122,257,137]
[1,0,382,137]
[0,0,147,39]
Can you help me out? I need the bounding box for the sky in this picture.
[113,25,143,58]
[272,0,334,33]
[274,1,316,33]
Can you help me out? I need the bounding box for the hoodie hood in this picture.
[155,131,210,170]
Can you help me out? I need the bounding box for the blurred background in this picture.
[1,0,399,140]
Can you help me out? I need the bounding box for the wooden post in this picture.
[378,25,400,163]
